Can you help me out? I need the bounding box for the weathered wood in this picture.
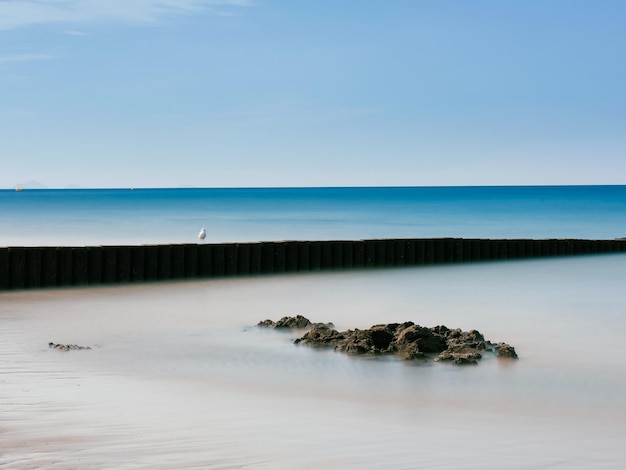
[2,238,625,290]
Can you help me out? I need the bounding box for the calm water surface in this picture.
[2,186,626,245]
[1,254,625,468]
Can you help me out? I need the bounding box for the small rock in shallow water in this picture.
[48,342,91,351]
[257,315,333,329]
[495,342,518,359]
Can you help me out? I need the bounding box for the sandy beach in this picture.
[2,255,626,469]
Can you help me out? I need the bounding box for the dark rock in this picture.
[258,315,323,329]
[453,356,480,365]
[495,342,518,359]
[274,315,312,328]
[436,345,482,364]
[335,329,377,354]
[391,324,447,355]
[294,325,345,346]
[48,342,91,351]
[260,317,518,366]
[430,325,451,337]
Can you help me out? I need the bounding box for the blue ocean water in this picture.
[1,185,626,246]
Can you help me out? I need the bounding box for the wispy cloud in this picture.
[0,0,250,31]
[0,53,57,63]
[63,29,89,36]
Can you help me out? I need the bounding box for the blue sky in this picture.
[1,0,625,188]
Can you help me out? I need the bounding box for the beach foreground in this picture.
[2,255,625,469]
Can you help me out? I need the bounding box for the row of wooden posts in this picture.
[1,238,625,291]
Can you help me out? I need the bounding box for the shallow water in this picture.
[1,254,625,468]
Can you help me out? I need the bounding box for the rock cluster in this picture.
[48,342,91,351]
[258,315,334,330]
[260,316,518,365]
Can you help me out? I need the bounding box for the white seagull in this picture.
[198,227,206,243]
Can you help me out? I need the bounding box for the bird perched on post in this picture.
[198,227,206,243]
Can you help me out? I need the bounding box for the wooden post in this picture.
[25,248,42,288]
[297,241,310,271]
[157,245,171,280]
[364,240,376,268]
[384,240,395,266]
[484,239,493,260]
[442,238,453,263]
[285,241,299,272]
[237,243,251,275]
[461,239,472,262]
[393,239,405,266]
[183,244,198,278]
[320,242,333,269]
[342,241,354,269]
[0,248,8,290]
[87,246,103,284]
[548,239,558,256]
[415,239,426,265]
[353,241,365,268]
[72,247,88,285]
[197,244,212,277]
[424,239,435,264]
[572,240,582,255]
[375,240,386,267]
[116,247,131,283]
[273,242,286,273]
[213,244,226,276]
[171,245,185,279]
[468,239,479,261]
[102,246,117,283]
[225,243,238,275]
[331,241,343,269]
[143,245,159,281]
[130,246,146,282]
[41,247,58,287]
[8,248,26,289]
[249,243,262,274]
[57,247,73,286]
[260,242,274,273]
[310,241,321,271]
[497,240,507,260]
[452,239,463,262]
[403,240,416,266]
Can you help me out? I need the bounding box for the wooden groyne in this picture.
[1,238,625,291]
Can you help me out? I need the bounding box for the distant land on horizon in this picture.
[12,180,80,190]
[7,182,626,191]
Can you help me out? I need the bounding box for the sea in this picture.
[1,185,626,469]
[2,185,626,246]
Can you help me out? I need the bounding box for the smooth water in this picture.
[2,186,626,246]
[1,255,626,468]
[1,186,626,468]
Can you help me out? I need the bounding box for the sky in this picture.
[1,0,625,189]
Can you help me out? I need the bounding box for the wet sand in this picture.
[2,255,626,469]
